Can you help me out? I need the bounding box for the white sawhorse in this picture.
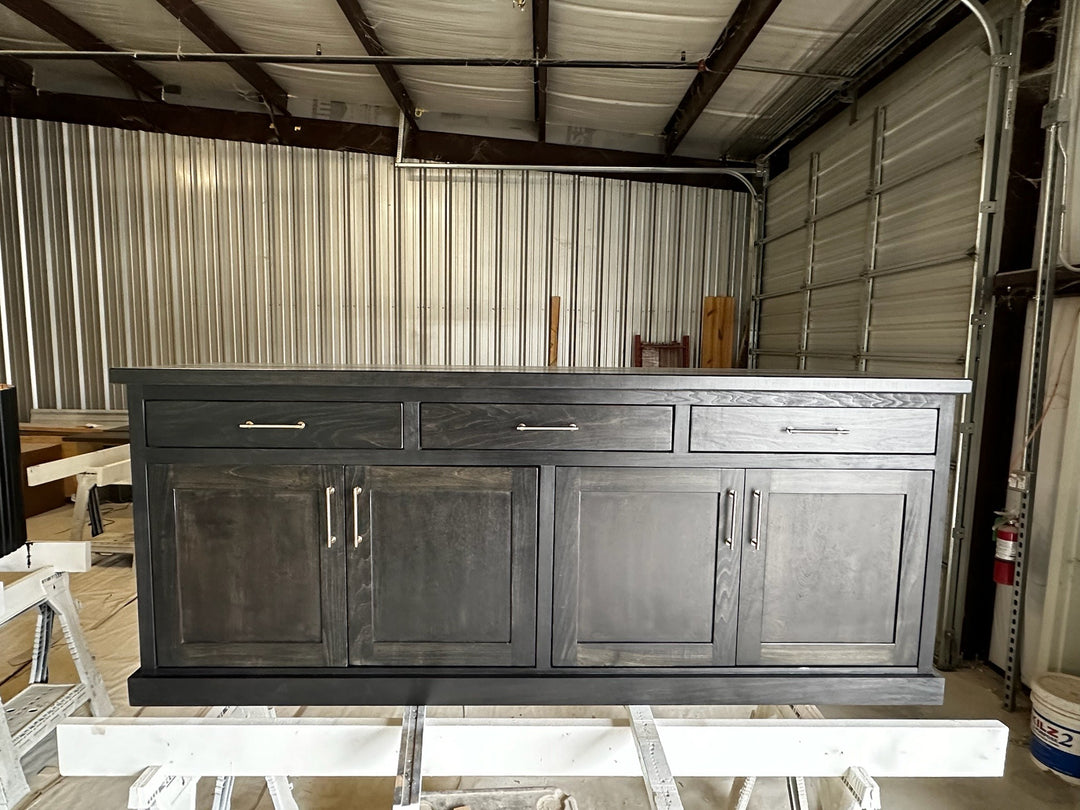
[57,704,1008,810]
[126,708,298,810]
[0,542,114,810]
[26,444,132,549]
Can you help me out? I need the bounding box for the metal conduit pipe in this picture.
[0,50,851,81]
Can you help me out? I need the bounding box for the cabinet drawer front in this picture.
[690,406,937,453]
[145,401,402,449]
[421,404,674,451]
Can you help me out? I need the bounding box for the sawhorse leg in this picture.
[69,473,96,544]
[393,706,425,810]
[628,705,683,810]
[0,707,32,810]
[44,572,113,717]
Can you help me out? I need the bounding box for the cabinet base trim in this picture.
[127,670,944,706]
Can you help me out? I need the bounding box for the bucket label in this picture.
[1032,708,1080,778]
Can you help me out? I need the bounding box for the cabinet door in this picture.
[148,465,346,667]
[736,469,932,666]
[553,468,744,667]
[347,466,538,666]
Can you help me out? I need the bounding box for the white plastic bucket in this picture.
[1031,673,1080,784]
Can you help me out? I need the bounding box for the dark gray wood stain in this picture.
[420,403,673,451]
[348,466,537,666]
[146,400,403,449]
[116,367,964,705]
[553,468,743,667]
[149,464,346,667]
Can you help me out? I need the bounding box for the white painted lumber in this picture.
[0,542,91,573]
[26,444,129,486]
[96,458,133,486]
[57,717,1008,779]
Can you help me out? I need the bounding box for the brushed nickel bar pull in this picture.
[516,423,579,431]
[783,426,850,435]
[239,420,306,430]
[750,489,762,550]
[325,486,336,548]
[725,489,737,548]
[353,486,364,548]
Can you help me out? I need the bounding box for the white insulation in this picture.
[0,116,750,418]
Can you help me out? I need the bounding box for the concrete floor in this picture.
[3,503,1080,809]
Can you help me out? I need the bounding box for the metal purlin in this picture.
[935,1,1025,671]
[1001,0,1075,711]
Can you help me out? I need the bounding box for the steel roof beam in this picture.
[154,0,289,115]
[0,86,755,189]
[333,0,418,129]
[0,0,163,100]
[532,0,548,141]
[661,0,782,155]
[0,54,32,86]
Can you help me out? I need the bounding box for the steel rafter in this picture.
[154,0,289,115]
[333,0,418,128]
[661,0,782,154]
[0,0,162,99]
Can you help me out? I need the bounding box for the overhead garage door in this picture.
[754,15,990,378]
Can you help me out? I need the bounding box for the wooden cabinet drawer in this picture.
[421,403,673,451]
[690,406,937,453]
[145,401,402,449]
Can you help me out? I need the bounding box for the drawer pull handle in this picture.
[239,420,306,430]
[750,489,762,550]
[783,426,850,435]
[325,486,336,549]
[353,486,364,548]
[724,489,737,548]
[516,423,579,432]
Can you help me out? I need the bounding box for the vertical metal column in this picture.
[748,165,769,370]
[1003,0,1076,711]
[937,2,1024,669]
[858,108,887,372]
[798,154,821,369]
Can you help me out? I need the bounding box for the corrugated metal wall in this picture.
[753,13,988,378]
[0,117,750,418]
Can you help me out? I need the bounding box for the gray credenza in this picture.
[112,366,969,706]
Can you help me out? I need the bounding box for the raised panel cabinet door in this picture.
[736,469,933,666]
[347,466,538,666]
[553,468,745,667]
[147,465,347,667]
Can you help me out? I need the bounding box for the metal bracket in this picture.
[1041,97,1071,127]
[1008,470,1032,492]
[979,200,998,213]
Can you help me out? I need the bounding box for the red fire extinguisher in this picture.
[993,514,1019,585]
